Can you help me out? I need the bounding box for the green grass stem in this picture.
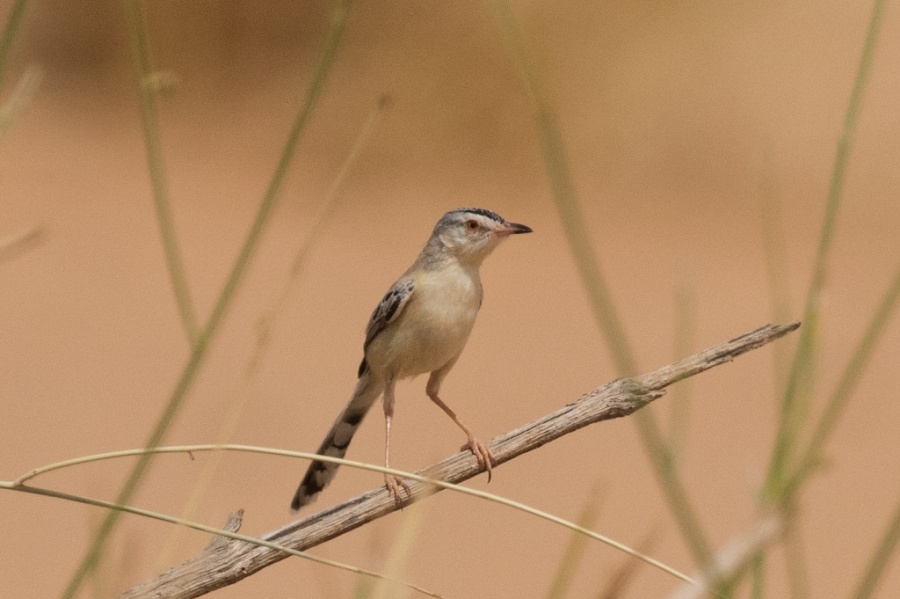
[487,0,712,566]
[544,486,603,599]
[784,264,900,497]
[764,0,886,502]
[151,94,388,570]
[784,518,811,599]
[750,552,764,599]
[0,0,28,89]
[594,530,658,599]
[850,497,900,599]
[59,2,353,596]
[124,0,199,343]
[759,184,794,388]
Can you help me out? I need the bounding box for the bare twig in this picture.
[201,510,244,556]
[118,322,799,599]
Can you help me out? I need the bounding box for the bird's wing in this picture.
[358,277,415,376]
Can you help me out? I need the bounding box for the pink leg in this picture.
[426,391,496,482]
[383,379,411,504]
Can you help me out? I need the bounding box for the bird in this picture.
[291,207,532,511]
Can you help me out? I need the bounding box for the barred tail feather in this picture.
[291,372,381,512]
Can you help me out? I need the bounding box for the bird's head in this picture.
[429,208,532,266]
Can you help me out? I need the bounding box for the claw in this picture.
[460,436,496,482]
[384,474,412,506]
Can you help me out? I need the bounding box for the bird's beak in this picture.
[499,222,533,236]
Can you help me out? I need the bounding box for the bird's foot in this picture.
[384,474,412,506]
[461,436,496,482]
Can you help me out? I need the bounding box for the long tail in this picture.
[291,371,382,512]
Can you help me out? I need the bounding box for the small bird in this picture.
[291,208,532,511]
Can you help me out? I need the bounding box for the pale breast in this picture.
[367,266,482,379]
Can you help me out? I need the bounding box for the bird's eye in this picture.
[465,219,479,232]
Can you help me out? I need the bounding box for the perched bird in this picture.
[291,208,532,511]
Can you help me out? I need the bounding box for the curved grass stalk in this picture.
[2,482,439,598]
[8,443,697,587]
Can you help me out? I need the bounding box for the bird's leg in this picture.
[383,378,411,504]
[425,382,496,482]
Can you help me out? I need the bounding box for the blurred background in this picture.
[1,1,898,597]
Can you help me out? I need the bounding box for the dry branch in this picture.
[119,322,799,599]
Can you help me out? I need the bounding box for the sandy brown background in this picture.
[2,1,898,597]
